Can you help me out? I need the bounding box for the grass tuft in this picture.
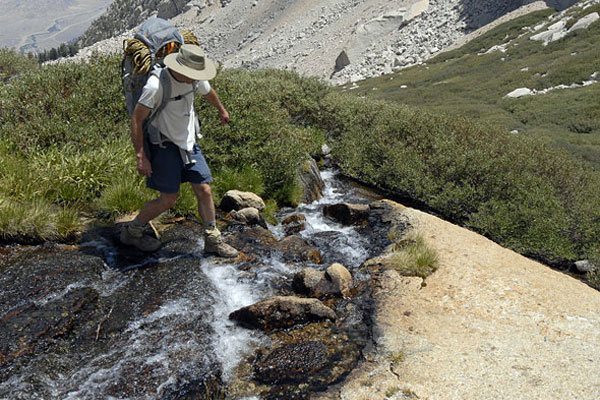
[389,351,407,364]
[387,233,439,279]
[261,199,279,226]
[385,386,401,398]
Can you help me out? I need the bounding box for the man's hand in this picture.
[219,109,230,125]
[137,153,152,177]
[131,104,152,176]
[204,88,230,125]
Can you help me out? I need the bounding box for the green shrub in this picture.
[0,49,39,82]
[0,55,325,241]
[261,199,279,225]
[0,196,79,242]
[0,54,126,152]
[211,165,265,202]
[198,68,326,201]
[318,91,600,264]
[1,50,600,270]
[96,178,155,219]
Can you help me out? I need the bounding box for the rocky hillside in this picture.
[77,0,194,47]
[72,0,580,83]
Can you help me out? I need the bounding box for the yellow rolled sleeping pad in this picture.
[123,30,200,77]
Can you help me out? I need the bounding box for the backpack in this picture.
[122,17,200,163]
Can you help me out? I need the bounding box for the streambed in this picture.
[0,170,400,399]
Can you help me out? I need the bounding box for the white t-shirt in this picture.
[138,70,211,151]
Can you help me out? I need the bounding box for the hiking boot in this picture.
[203,226,238,258]
[120,222,161,252]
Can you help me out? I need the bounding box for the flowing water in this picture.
[0,170,375,399]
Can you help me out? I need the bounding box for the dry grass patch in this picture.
[386,232,439,279]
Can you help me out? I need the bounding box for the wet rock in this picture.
[282,214,306,236]
[326,263,353,297]
[293,268,325,295]
[358,200,410,257]
[0,287,99,370]
[229,296,336,332]
[273,235,322,264]
[575,260,598,273]
[220,190,265,212]
[226,226,278,256]
[305,230,362,265]
[226,228,321,266]
[254,341,328,384]
[323,203,370,225]
[258,321,365,399]
[298,158,325,203]
[229,207,267,227]
[0,228,222,399]
[293,264,353,298]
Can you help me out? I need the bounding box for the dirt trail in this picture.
[317,201,600,400]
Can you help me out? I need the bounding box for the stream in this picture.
[0,170,390,399]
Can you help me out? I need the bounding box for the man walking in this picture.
[121,44,238,258]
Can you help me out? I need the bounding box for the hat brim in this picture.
[164,53,217,81]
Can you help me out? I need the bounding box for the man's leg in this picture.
[121,192,177,252]
[191,183,215,224]
[191,183,238,258]
[136,192,178,223]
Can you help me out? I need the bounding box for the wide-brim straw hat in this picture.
[164,44,217,81]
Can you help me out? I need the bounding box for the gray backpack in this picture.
[122,18,199,164]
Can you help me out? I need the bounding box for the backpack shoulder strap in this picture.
[147,66,171,125]
[144,66,171,148]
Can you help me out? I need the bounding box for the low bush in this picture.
[1,50,599,269]
[0,48,39,82]
[317,92,600,265]
[0,54,326,241]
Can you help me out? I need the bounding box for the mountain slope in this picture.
[347,2,600,168]
[70,0,580,84]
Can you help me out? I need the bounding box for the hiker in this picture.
[121,44,238,258]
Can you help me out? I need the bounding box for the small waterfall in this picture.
[201,169,372,385]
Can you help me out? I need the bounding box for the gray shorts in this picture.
[146,142,213,194]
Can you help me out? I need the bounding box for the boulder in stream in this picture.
[229,296,336,332]
[298,158,325,203]
[220,190,265,212]
[293,263,353,298]
[254,341,328,384]
[323,202,370,225]
[228,206,267,227]
[273,235,322,264]
[281,214,306,236]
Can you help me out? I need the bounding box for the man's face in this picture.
[170,69,196,84]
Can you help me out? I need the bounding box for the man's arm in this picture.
[203,88,230,124]
[131,104,152,177]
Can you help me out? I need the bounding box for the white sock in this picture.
[203,221,217,230]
